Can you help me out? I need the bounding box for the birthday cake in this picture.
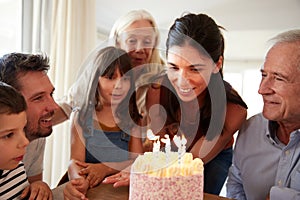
[129,151,204,200]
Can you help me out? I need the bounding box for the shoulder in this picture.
[236,113,268,142]
[226,102,247,116]
[26,138,46,151]
[223,102,247,133]
[242,113,267,132]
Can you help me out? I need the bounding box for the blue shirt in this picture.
[227,113,300,200]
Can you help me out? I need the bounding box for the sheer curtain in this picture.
[22,0,97,187]
[22,0,52,54]
[45,0,97,187]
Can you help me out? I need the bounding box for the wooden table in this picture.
[87,183,233,200]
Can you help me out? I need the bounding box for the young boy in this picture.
[0,82,29,199]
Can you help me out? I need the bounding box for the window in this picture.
[0,0,22,56]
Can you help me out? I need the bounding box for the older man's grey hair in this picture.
[269,29,300,44]
[268,30,300,69]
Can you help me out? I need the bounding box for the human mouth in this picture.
[40,116,53,127]
[263,99,280,105]
[14,155,24,162]
[132,58,145,66]
[112,93,124,100]
[179,88,193,93]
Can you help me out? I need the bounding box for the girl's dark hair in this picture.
[79,46,141,132]
[0,82,27,114]
[163,13,247,144]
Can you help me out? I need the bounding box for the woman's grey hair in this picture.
[109,9,163,65]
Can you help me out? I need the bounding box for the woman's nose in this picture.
[135,41,145,52]
[178,70,189,84]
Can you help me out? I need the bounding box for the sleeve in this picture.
[226,164,247,200]
[270,186,300,200]
[23,138,45,177]
[58,98,72,118]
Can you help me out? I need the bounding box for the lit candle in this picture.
[161,134,171,164]
[173,135,182,164]
[152,139,161,153]
[147,129,160,152]
[181,135,187,156]
[161,134,171,154]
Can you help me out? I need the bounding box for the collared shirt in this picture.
[227,113,300,200]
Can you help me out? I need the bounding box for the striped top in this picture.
[0,162,29,200]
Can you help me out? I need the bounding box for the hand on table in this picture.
[63,179,89,200]
[21,180,52,200]
[102,171,130,188]
[76,161,109,188]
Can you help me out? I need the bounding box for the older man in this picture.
[0,53,59,199]
[227,29,300,200]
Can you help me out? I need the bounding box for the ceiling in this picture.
[96,0,300,35]
[95,0,300,60]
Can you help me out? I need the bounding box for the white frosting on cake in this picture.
[129,151,204,200]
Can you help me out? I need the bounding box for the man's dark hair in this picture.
[0,53,49,91]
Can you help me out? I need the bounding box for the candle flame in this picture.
[173,135,181,148]
[147,129,159,141]
[161,134,170,144]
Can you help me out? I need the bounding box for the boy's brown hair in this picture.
[0,81,27,115]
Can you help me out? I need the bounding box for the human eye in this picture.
[33,95,43,101]
[50,90,55,98]
[274,75,286,82]
[0,132,14,140]
[127,38,137,44]
[191,67,203,72]
[167,63,178,71]
[122,76,131,81]
[260,71,267,78]
[102,74,113,80]
[143,39,153,46]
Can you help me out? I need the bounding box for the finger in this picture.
[75,161,88,168]
[34,189,45,200]
[103,173,121,181]
[86,173,95,182]
[49,191,53,200]
[28,187,39,200]
[70,179,82,186]
[41,192,51,200]
[20,186,30,199]
[64,184,86,200]
[102,175,121,184]
[113,178,130,188]
[89,177,99,188]
[102,177,116,184]
[79,168,89,175]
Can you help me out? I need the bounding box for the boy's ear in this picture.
[213,56,223,74]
